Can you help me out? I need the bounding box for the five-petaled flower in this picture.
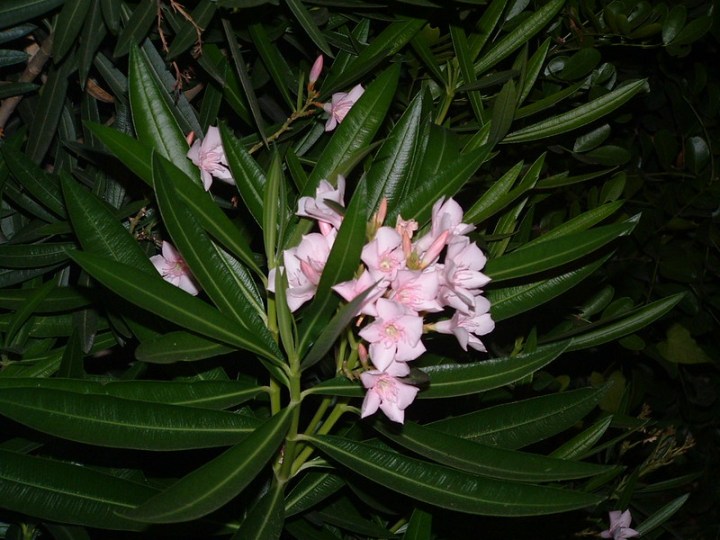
[360,361,419,424]
[150,241,200,296]
[600,510,640,540]
[323,84,364,131]
[187,126,234,191]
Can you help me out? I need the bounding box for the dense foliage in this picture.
[0,0,717,538]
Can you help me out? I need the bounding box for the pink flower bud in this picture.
[309,55,323,85]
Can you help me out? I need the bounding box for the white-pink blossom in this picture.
[439,238,491,313]
[434,295,494,352]
[360,361,418,424]
[150,241,200,296]
[362,227,406,282]
[358,298,425,371]
[390,269,442,314]
[296,176,346,236]
[415,197,474,253]
[269,231,335,312]
[332,270,387,317]
[323,84,364,131]
[600,510,640,540]
[187,126,234,191]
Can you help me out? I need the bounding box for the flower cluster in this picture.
[270,179,494,423]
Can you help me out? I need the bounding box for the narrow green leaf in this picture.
[0,287,91,312]
[365,90,427,214]
[232,479,286,540]
[489,257,607,322]
[263,151,283,264]
[152,154,278,360]
[4,279,55,344]
[113,0,155,57]
[451,24,485,124]
[61,173,155,273]
[323,19,423,93]
[0,81,37,98]
[297,181,367,358]
[551,416,613,460]
[67,251,275,358]
[135,331,235,364]
[77,0,107,85]
[101,0,121,33]
[248,22,296,110]
[429,386,607,449]
[58,326,86,377]
[26,58,75,164]
[524,202,624,248]
[0,388,261,450]
[0,377,264,410]
[515,81,584,120]
[122,407,292,523]
[128,46,196,180]
[286,0,332,56]
[421,342,567,398]
[375,420,615,482]
[403,508,432,540]
[2,146,66,218]
[222,18,266,144]
[53,0,91,61]
[390,144,490,224]
[485,218,637,283]
[0,242,72,268]
[307,434,603,516]
[635,493,690,536]
[504,80,648,143]
[565,293,684,351]
[284,472,344,517]
[488,79,516,147]
[464,160,523,224]
[519,38,550,104]
[0,449,157,530]
[474,0,565,76]
[0,0,63,30]
[221,123,266,225]
[467,0,505,60]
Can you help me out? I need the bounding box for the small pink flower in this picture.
[150,241,200,296]
[296,176,346,235]
[187,126,234,191]
[362,227,406,282]
[358,298,426,371]
[434,295,494,352]
[323,84,365,131]
[332,270,388,317]
[390,269,442,314]
[440,239,491,313]
[309,55,323,85]
[269,231,335,312]
[600,510,640,539]
[360,361,418,424]
[414,197,474,253]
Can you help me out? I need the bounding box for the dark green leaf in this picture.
[221,123,266,225]
[167,0,216,60]
[286,0,332,56]
[0,449,157,530]
[0,242,72,268]
[113,0,155,57]
[2,146,66,218]
[248,22,296,110]
[284,472,344,517]
[53,0,91,61]
[0,81,37,98]
[0,388,261,450]
[232,479,286,540]
[122,407,292,522]
[307,434,603,516]
[134,331,235,364]
[0,0,63,30]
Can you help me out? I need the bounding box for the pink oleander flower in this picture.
[268,231,335,312]
[187,126,234,191]
[332,270,388,317]
[358,298,426,371]
[440,238,491,313]
[390,268,443,314]
[415,197,474,253]
[309,55,323,85]
[360,361,418,424]
[362,226,406,282]
[434,295,494,352]
[323,84,365,131]
[150,241,200,296]
[296,176,346,236]
[600,510,640,539]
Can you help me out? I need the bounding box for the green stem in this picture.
[290,400,349,476]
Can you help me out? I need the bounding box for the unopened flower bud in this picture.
[308,55,323,88]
